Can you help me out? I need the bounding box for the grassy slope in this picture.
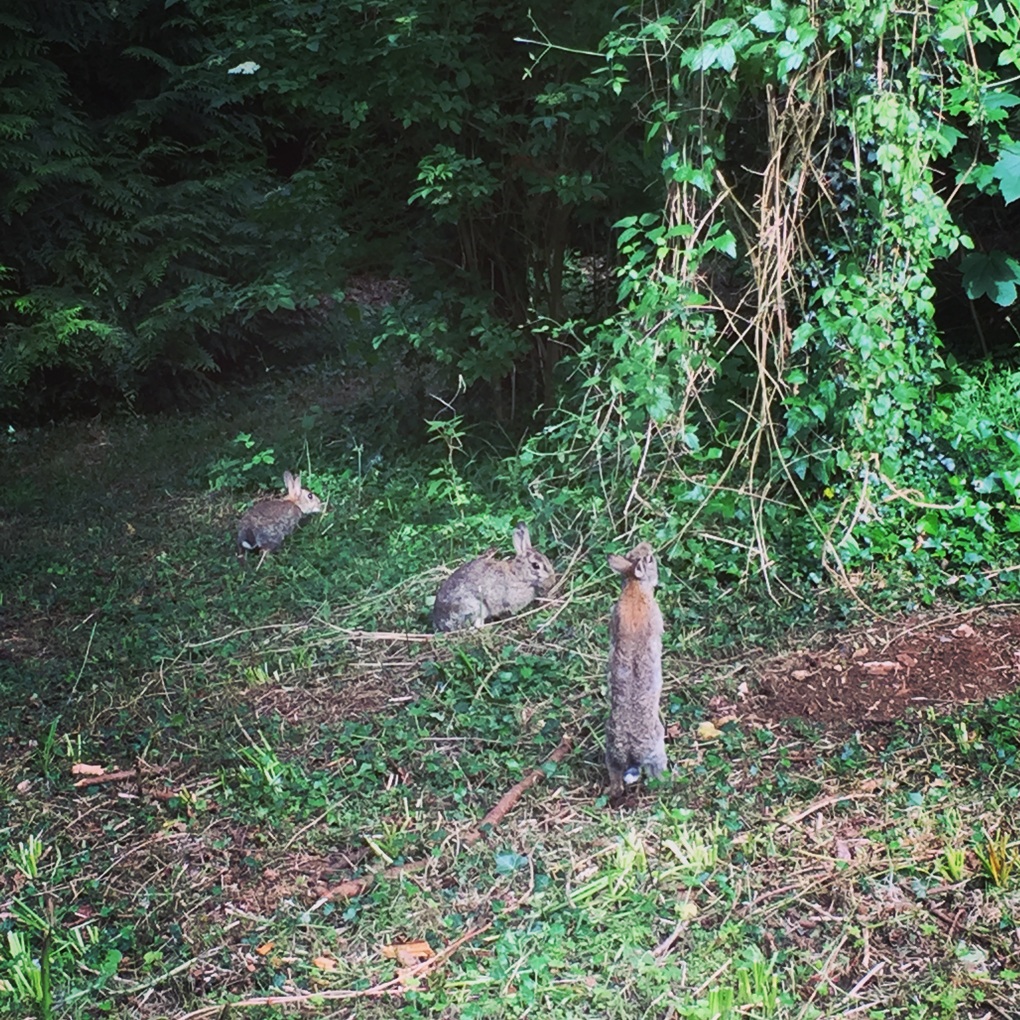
[1,373,1018,1020]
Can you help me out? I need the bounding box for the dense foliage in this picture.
[0,0,649,414]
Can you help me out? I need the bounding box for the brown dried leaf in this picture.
[861,661,901,675]
[312,956,337,971]
[707,695,738,717]
[255,942,274,956]
[71,763,105,776]
[896,653,918,667]
[697,721,722,740]
[382,941,434,965]
[952,623,976,638]
[790,670,813,681]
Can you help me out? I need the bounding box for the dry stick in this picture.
[282,796,348,852]
[463,736,572,845]
[184,622,293,650]
[845,960,887,999]
[875,605,992,655]
[174,923,492,1020]
[690,958,731,997]
[985,1000,1014,1020]
[623,415,656,517]
[531,548,590,635]
[111,950,221,998]
[73,770,138,788]
[796,931,848,1020]
[327,627,435,643]
[310,859,429,910]
[782,792,876,826]
[652,915,691,959]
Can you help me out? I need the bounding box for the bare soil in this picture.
[744,607,1020,727]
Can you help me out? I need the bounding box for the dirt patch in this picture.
[745,608,1020,726]
[249,674,407,726]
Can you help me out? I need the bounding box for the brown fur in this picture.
[605,542,666,805]
[237,471,323,566]
[433,523,555,632]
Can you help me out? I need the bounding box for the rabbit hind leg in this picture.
[605,749,629,806]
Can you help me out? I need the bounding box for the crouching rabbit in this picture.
[433,523,555,631]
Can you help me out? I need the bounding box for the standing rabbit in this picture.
[433,523,555,631]
[605,542,666,804]
[237,470,323,566]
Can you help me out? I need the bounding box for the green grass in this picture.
[2,369,1020,1019]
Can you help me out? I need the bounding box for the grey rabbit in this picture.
[433,523,555,631]
[237,470,323,566]
[605,542,666,804]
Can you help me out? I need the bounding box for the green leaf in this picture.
[706,18,740,37]
[982,91,1020,110]
[935,123,966,158]
[992,141,1020,203]
[960,250,1020,305]
[752,9,787,33]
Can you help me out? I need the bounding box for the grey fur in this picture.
[433,523,555,632]
[237,471,323,566]
[605,542,666,805]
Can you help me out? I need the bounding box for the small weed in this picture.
[938,846,967,883]
[0,842,123,1018]
[973,829,1018,887]
[206,432,278,490]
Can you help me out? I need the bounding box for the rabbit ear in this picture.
[283,471,302,496]
[607,553,633,575]
[512,523,532,556]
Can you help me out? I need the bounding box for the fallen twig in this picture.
[846,959,886,997]
[652,914,691,959]
[309,859,429,910]
[327,627,436,642]
[782,792,875,826]
[464,736,572,845]
[73,770,138,788]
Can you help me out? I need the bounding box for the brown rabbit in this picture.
[605,542,666,804]
[237,471,323,566]
[432,523,555,631]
